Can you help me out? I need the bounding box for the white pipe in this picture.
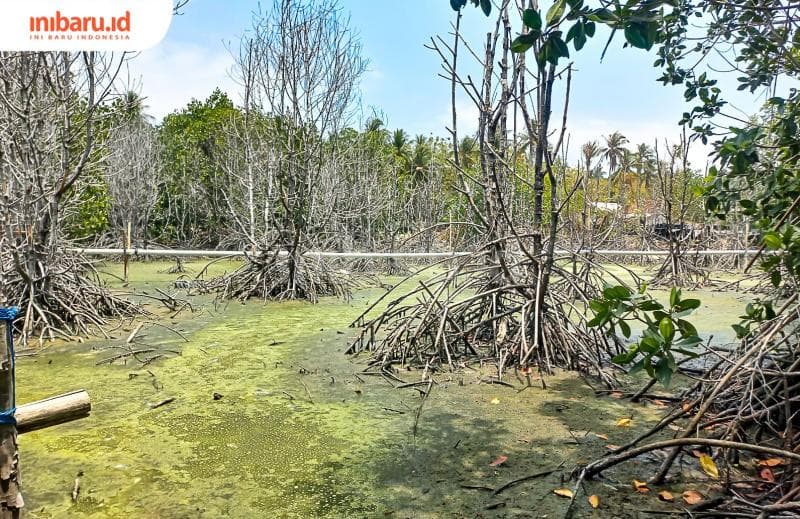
[68,248,759,258]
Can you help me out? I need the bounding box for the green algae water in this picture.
[16,261,747,518]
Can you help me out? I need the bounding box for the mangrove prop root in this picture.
[0,250,144,345]
[208,251,358,303]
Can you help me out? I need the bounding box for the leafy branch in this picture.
[589,285,702,386]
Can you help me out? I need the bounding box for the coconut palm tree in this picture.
[116,90,153,123]
[364,116,384,133]
[390,129,410,170]
[602,131,629,200]
[410,134,432,183]
[459,135,478,170]
[580,140,602,229]
[616,148,636,209]
[634,142,656,189]
[581,140,601,178]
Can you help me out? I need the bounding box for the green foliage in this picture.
[450,0,491,16]
[651,1,800,294]
[154,89,241,245]
[508,0,675,65]
[732,299,776,339]
[64,181,110,238]
[589,285,702,387]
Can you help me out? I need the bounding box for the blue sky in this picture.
[127,0,766,167]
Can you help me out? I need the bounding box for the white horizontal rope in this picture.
[68,247,759,259]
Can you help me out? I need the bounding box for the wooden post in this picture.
[123,221,131,283]
[0,308,22,517]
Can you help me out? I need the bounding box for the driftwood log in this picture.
[15,390,91,435]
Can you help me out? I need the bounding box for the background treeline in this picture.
[62,88,725,253]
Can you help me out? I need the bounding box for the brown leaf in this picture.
[699,455,720,479]
[594,433,609,440]
[682,490,703,505]
[609,391,624,399]
[681,401,692,412]
[758,458,785,467]
[489,455,508,467]
[760,468,775,482]
[588,494,600,508]
[657,490,674,502]
[553,488,574,498]
[605,444,621,451]
[651,399,669,408]
[690,450,705,458]
[616,417,633,427]
[633,480,649,493]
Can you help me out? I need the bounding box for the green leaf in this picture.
[589,299,606,313]
[450,0,467,11]
[763,232,783,250]
[587,311,606,327]
[480,0,491,16]
[619,320,631,339]
[639,300,663,312]
[659,317,675,342]
[612,345,638,365]
[587,7,617,23]
[676,298,701,311]
[669,287,681,308]
[566,21,587,50]
[552,34,570,59]
[584,20,596,37]
[677,319,698,337]
[603,285,632,300]
[511,33,538,53]
[675,336,702,348]
[654,360,673,387]
[624,20,658,50]
[732,323,749,338]
[628,358,646,375]
[640,336,660,353]
[546,0,566,26]
[523,8,542,31]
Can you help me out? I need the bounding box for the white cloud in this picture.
[120,40,238,121]
[434,95,480,138]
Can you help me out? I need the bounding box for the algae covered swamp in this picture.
[16,260,748,518]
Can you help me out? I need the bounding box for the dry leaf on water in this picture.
[615,417,633,427]
[553,488,574,498]
[588,495,600,508]
[605,444,621,451]
[682,490,703,505]
[594,433,608,440]
[699,455,720,479]
[758,458,785,467]
[651,399,669,408]
[489,455,508,467]
[760,468,775,482]
[633,480,649,493]
[657,490,674,502]
[609,391,624,399]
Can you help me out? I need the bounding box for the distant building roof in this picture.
[590,202,621,212]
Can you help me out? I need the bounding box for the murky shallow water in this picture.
[16,261,748,518]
